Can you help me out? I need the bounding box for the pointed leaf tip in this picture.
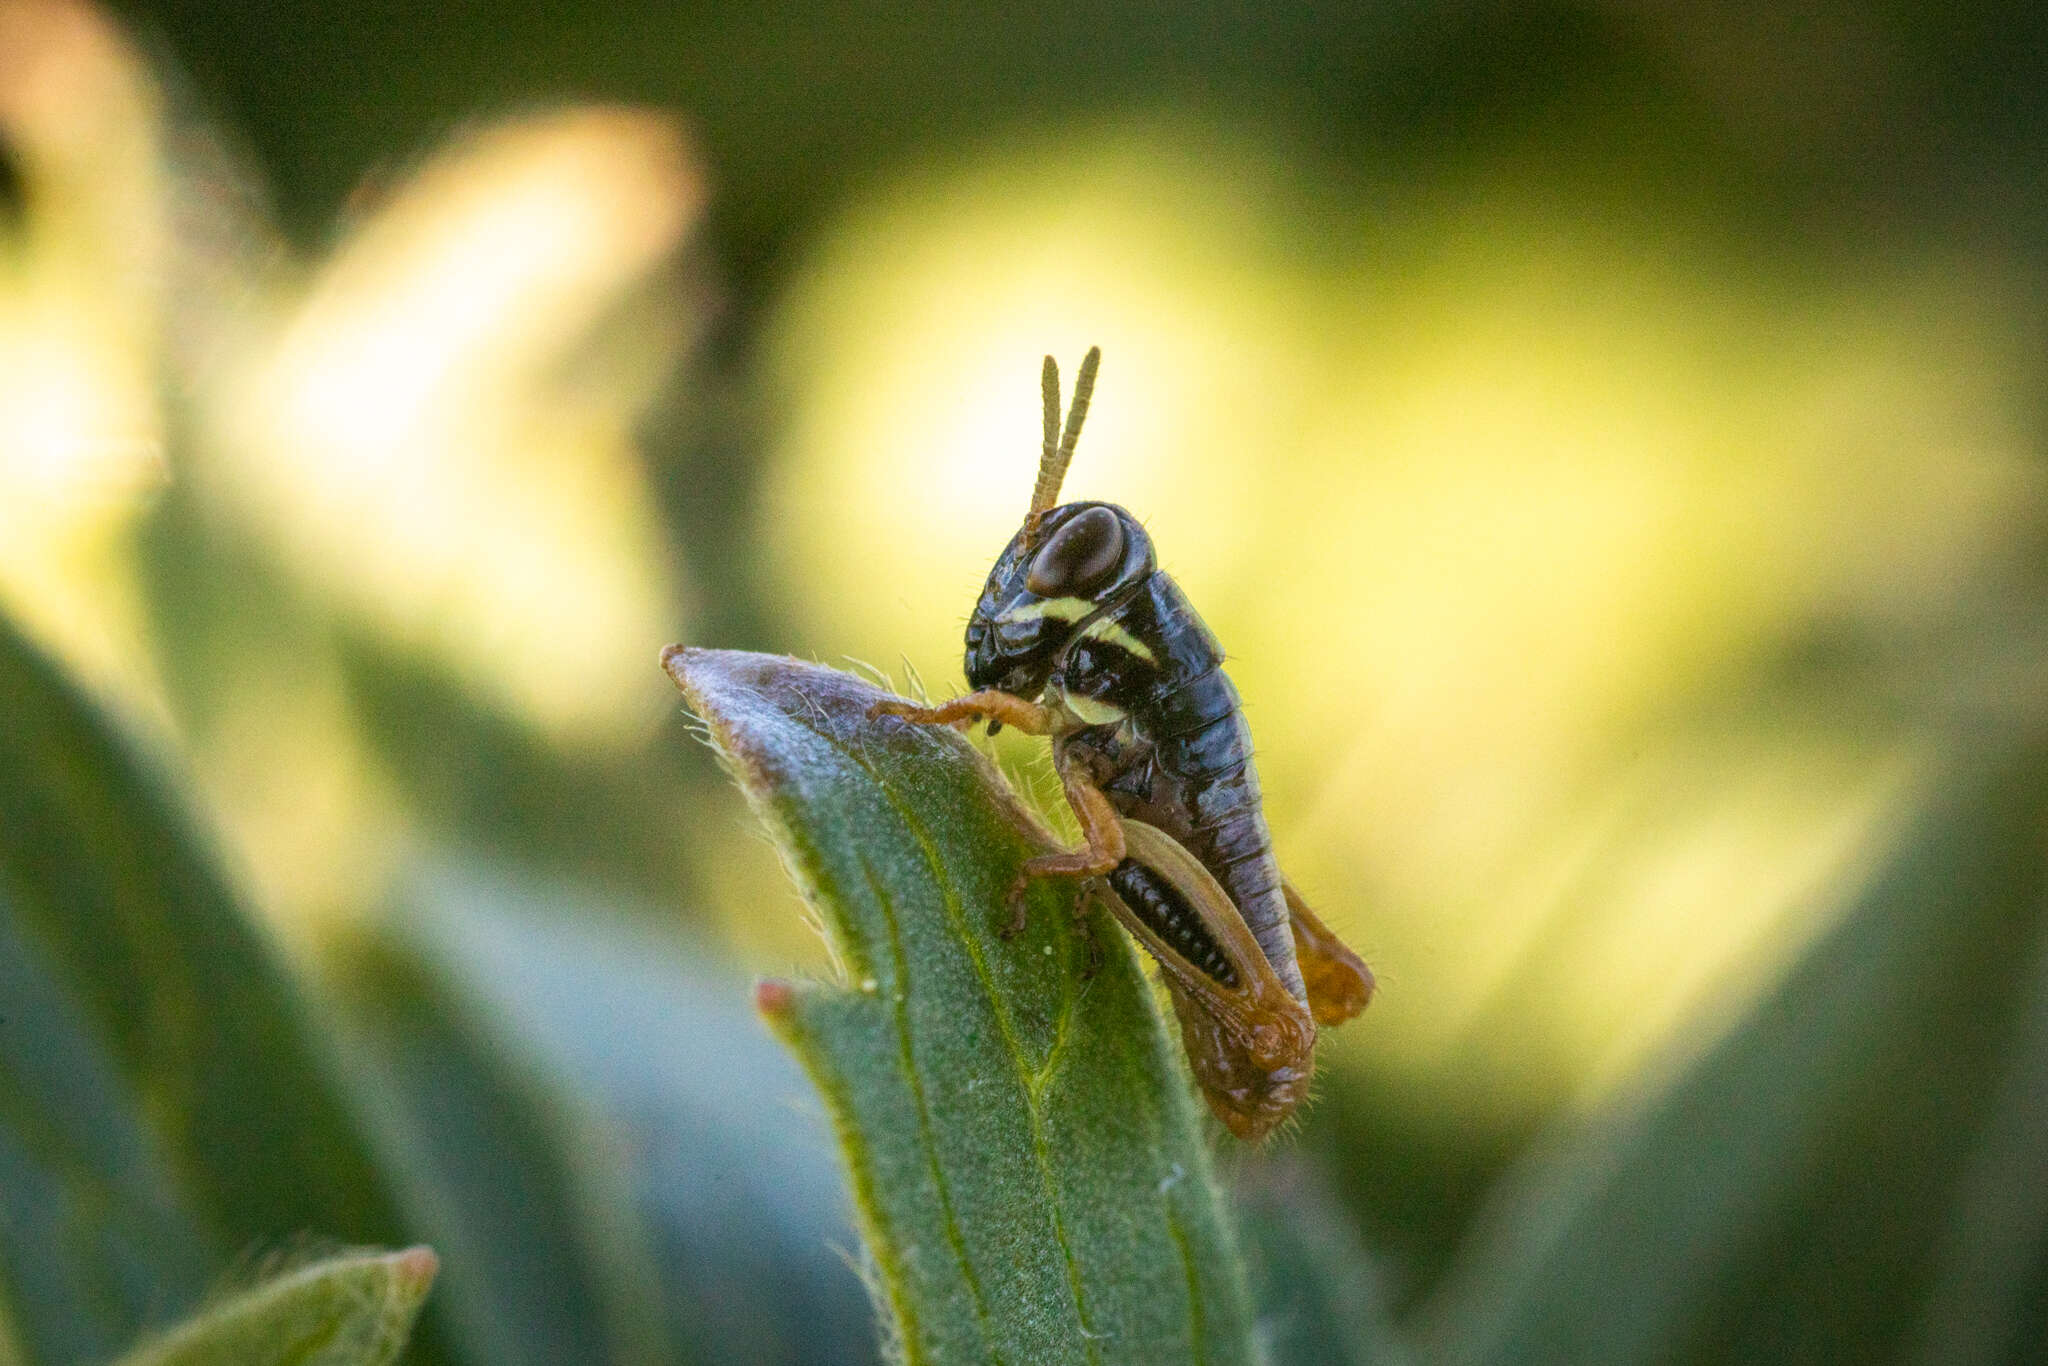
[113,1246,439,1366]
[671,649,1258,1364]
[392,1246,440,1293]
[755,978,796,1017]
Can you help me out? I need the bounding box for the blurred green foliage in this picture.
[0,617,884,1361]
[1422,745,2048,1364]
[328,862,882,1366]
[0,614,443,1365]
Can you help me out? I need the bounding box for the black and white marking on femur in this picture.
[1109,858,1240,988]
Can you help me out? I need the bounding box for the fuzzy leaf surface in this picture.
[666,647,1257,1366]
[115,1246,437,1366]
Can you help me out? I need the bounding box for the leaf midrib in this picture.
[810,719,1101,1362]
[855,854,997,1361]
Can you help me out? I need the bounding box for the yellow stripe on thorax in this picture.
[1079,614,1157,664]
[1000,593,1158,664]
[998,596,1093,624]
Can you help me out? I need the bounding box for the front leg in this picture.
[868,688,1057,736]
[1002,764,1127,936]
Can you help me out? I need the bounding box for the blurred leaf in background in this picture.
[0,0,171,711]
[1237,1160,1415,1366]
[0,612,451,1364]
[1,0,716,953]
[330,860,880,1366]
[0,597,882,1364]
[198,107,698,743]
[1420,740,2048,1365]
[114,1246,439,1366]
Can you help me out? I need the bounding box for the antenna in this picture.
[1039,354,1061,503]
[1026,345,1102,540]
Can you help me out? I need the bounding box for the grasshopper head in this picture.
[964,500,1153,696]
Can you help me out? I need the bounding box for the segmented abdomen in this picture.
[1148,668,1303,1001]
[1110,575,1307,1003]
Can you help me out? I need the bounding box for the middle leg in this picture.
[1002,764,1127,937]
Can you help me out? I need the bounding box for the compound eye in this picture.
[1026,506,1126,597]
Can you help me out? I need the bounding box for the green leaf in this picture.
[1234,1165,1412,1366]
[0,614,450,1365]
[331,921,671,1366]
[665,647,1258,1365]
[1420,747,2048,1365]
[329,864,879,1366]
[114,1246,438,1366]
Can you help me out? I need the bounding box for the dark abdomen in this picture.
[1105,577,1306,1002]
